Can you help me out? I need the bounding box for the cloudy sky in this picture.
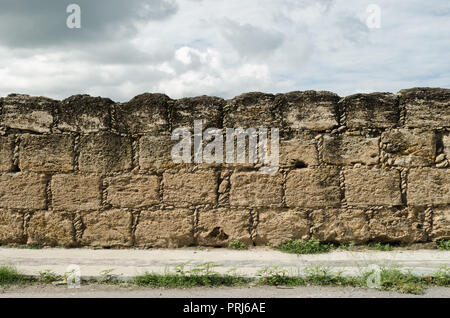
[0,0,449,101]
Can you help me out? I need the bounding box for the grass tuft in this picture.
[228,240,247,250]
[277,238,333,254]
[0,266,26,286]
[436,240,450,250]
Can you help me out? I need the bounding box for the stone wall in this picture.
[0,88,448,248]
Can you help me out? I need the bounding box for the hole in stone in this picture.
[206,227,229,240]
[293,160,307,169]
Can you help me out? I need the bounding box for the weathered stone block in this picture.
[407,168,450,205]
[135,209,194,248]
[431,207,450,240]
[19,134,74,172]
[344,168,402,207]
[105,174,159,208]
[1,94,56,133]
[230,172,283,207]
[114,93,171,134]
[254,209,309,246]
[369,208,426,242]
[279,135,318,167]
[0,173,47,209]
[278,91,339,131]
[78,210,132,247]
[381,129,436,166]
[0,136,14,172]
[51,174,101,211]
[322,135,379,165]
[27,211,74,247]
[285,168,341,208]
[196,208,252,246]
[56,95,113,132]
[399,88,450,128]
[139,134,180,170]
[163,170,217,207]
[172,96,224,130]
[224,92,280,128]
[341,93,398,129]
[79,132,132,173]
[0,210,24,244]
[443,134,450,158]
[310,209,370,243]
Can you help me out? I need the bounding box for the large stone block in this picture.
[163,170,217,207]
[0,173,47,209]
[78,210,132,247]
[139,134,180,170]
[431,207,450,240]
[310,209,370,243]
[1,94,56,133]
[114,93,171,134]
[253,209,309,246]
[0,210,24,244]
[278,91,339,131]
[369,208,426,242]
[341,93,398,129]
[51,174,101,211]
[443,134,450,158]
[381,129,436,166]
[399,88,450,128]
[230,172,283,207]
[78,132,132,173]
[344,168,402,207]
[224,92,280,128]
[0,136,14,172]
[135,209,194,248]
[196,208,252,246]
[285,168,341,208]
[172,96,224,130]
[322,135,379,165]
[27,211,74,247]
[19,134,74,172]
[56,95,113,132]
[407,168,450,206]
[105,174,159,208]
[279,135,318,167]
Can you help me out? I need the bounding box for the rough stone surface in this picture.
[224,93,280,128]
[56,95,113,132]
[430,207,450,240]
[230,172,283,207]
[196,208,252,246]
[27,211,74,247]
[443,134,450,158]
[279,135,318,167]
[310,209,370,243]
[322,135,379,165]
[79,132,132,173]
[139,134,179,170]
[0,210,24,244]
[407,168,450,206]
[79,210,132,247]
[19,134,74,172]
[135,209,194,248]
[0,136,14,172]
[279,91,339,131]
[51,174,101,211]
[0,173,47,209]
[369,208,426,243]
[399,88,450,128]
[105,174,159,208]
[163,170,217,207]
[381,129,436,166]
[341,93,398,129]
[285,168,341,208]
[344,168,402,207]
[114,93,171,134]
[1,94,56,133]
[254,209,309,246]
[172,96,224,130]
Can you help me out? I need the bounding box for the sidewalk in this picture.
[1,248,449,280]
